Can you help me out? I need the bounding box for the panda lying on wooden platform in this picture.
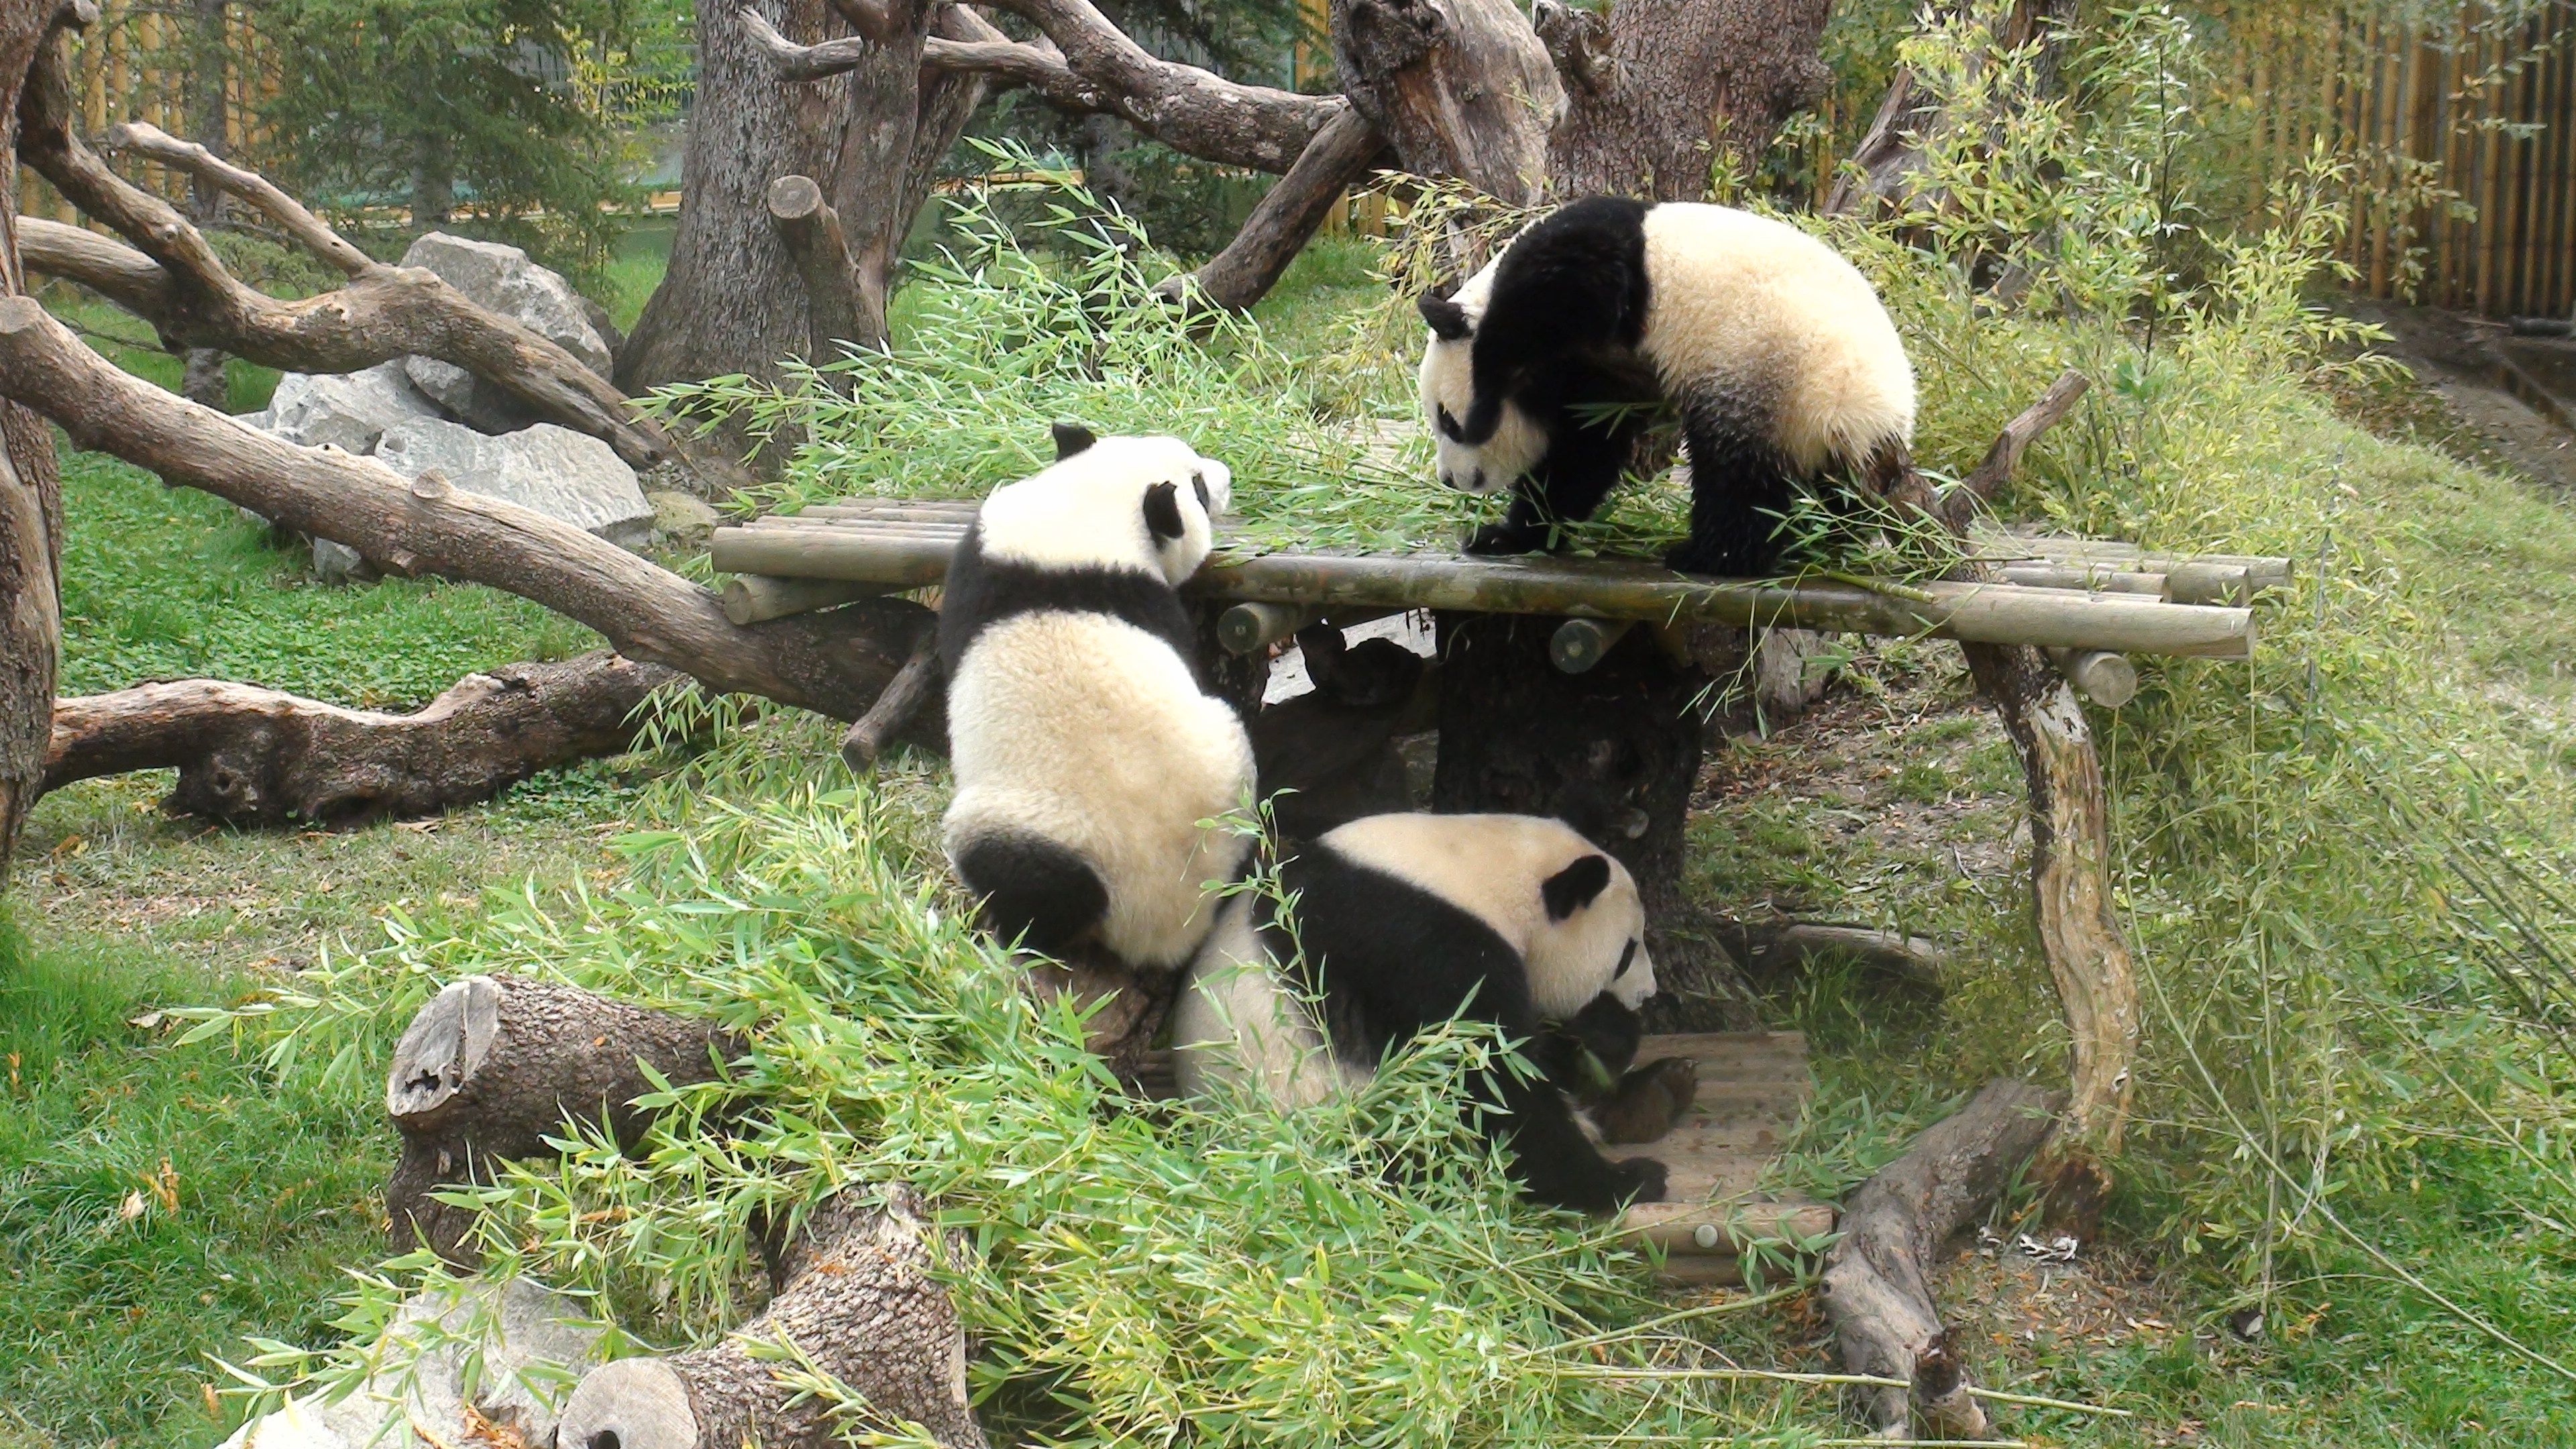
[1171,812,1690,1213]
[1417,196,1917,578]
[940,425,1254,973]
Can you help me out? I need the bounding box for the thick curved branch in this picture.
[43,651,677,826]
[14,40,687,473]
[102,120,372,274]
[17,215,171,317]
[743,3,1339,173]
[1163,106,1389,310]
[0,296,927,720]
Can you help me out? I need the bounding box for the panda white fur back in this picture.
[1417,197,1915,578]
[941,427,1254,971]
[1171,812,1668,1212]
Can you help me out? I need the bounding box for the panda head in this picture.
[977,425,1233,584]
[1415,262,1548,496]
[1529,849,1657,1017]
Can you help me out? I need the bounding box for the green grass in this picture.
[57,447,600,706]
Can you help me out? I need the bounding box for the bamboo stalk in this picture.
[1997,564,2165,596]
[708,529,2257,658]
[720,574,888,626]
[1549,617,1633,674]
[1621,1199,1836,1256]
[1216,600,1308,655]
[2044,647,2139,708]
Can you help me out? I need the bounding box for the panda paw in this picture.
[1662,539,1759,578]
[1611,1156,1669,1205]
[1465,520,1550,556]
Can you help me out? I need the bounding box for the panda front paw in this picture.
[1611,1155,1669,1205]
[1663,539,1763,578]
[1466,519,1550,556]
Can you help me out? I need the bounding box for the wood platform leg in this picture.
[1430,611,1757,1031]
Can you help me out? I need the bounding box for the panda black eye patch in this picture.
[1436,405,1463,441]
[1191,471,1210,511]
[1612,939,1638,979]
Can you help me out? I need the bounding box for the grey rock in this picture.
[263,362,442,455]
[373,417,652,547]
[213,1279,602,1449]
[311,537,374,584]
[398,232,612,434]
[647,488,720,547]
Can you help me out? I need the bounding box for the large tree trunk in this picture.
[1539,0,1834,199]
[623,0,986,390]
[42,651,678,827]
[0,0,64,882]
[1332,0,1563,204]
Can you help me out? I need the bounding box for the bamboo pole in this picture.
[1216,600,1308,655]
[1549,617,1633,674]
[2044,647,2139,708]
[708,529,2257,658]
[720,575,888,626]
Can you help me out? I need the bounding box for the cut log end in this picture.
[559,1358,699,1449]
[384,975,502,1124]
[765,172,827,222]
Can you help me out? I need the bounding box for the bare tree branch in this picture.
[0,295,928,721]
[1163,107,1389,311]
[13,38,698,475]
[101,119,373,274]
[743,2,1342,173]
[17,215,171,317]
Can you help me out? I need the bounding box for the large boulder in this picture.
[263,361,443,454]
[398,231,615,433]
[213,1280,601,1449]
[374,416,653,547]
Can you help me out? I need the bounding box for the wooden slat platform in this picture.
[712,498,2275,659]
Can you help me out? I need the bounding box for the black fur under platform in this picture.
[938,527,1201,678]
[1265,842,1668,1214]
[953,832,1110,958]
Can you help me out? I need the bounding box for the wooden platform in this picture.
[711,498,2279,660]
[1613,1031,1831,1285]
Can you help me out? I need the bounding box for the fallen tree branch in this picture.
[17,214,172,317]
[386,975,743,1265]
[1821,1079,2063,1438]
[559,1184,987,1449]
[767,173,867,364]
[13,38,693,475]
[840,619,941,771]
[0,294,930,721]
[1164,107,1389,311]
[742,3,1341,172]
[42,650,676,826]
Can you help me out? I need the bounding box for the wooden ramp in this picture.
[710,498,2281,661]
[1615,1032,1831,1286]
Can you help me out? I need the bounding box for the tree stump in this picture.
[384,975,741,1265]
[557,1184,986,1449]
[1430,611,1757,1030]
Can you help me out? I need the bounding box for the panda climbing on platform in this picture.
[1417,196,1916,578]
[941,425,1254,972]
[1169,812,1684,1213]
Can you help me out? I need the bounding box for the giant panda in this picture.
[1416,196,1915,578]
[1170,811,1671,1213]
[941,425,1254,971]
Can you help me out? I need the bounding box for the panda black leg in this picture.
[1489,1063,1668,1212]
[953,833,1110,957]
[1665,418,1798,578]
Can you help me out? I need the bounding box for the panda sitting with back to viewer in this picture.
[1170,812,1678,1213]
[1417,195,1916,578]
[941,425,1253,972]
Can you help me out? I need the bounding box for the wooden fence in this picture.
[21,0,284,221]
[2207,1,2576,318]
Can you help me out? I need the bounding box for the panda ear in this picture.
[1417,292,1472,342]
[1541,855,1613,922]
[1051,423,1097,460]
[1142,481,1185,541]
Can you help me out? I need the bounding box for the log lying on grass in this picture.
[1821,1079,2063,1439]
[384,974,741,1265]
[558,1184,987,1449]
[40,651,676,826]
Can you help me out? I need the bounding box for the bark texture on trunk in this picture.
[1540,0,1834,199]
[622,0,879,389]
[1430,612,1756,1031]
[0,293,932,722]
[384,974,743,1264]
[42,651,676,827]
[1820,1079,2062,1438]
[1332,0,1563,203]
[558,1184,987,1449]
[0,0,66,882]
